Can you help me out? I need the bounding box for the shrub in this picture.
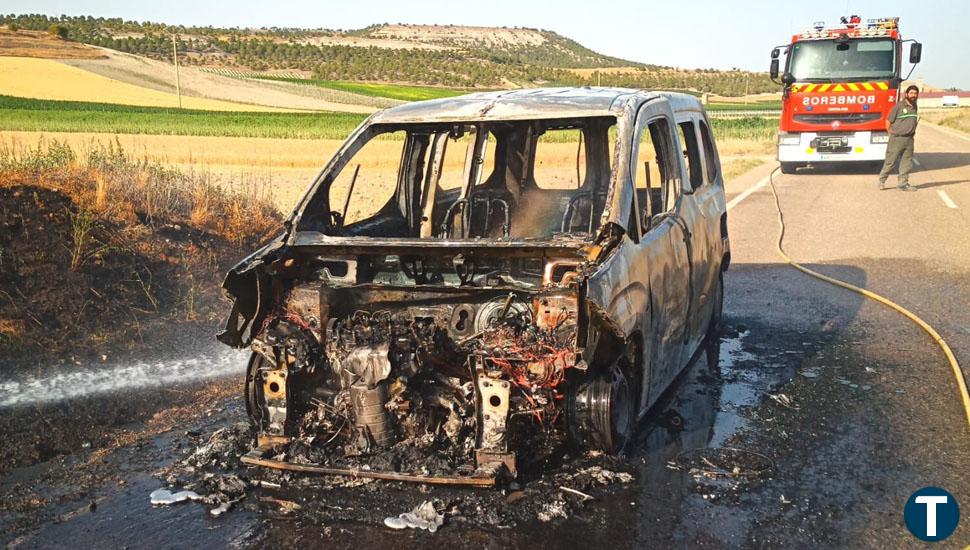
[7,23,19,32]
[47,24,69,40]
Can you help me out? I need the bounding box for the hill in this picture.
[0,15,775,95]
[0,28,393,112]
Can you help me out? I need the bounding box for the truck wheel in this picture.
[566,360,635,454]
[779,162,799,174]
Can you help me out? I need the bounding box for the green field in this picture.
[255,77,469,102]
[709,117,778,140]
[0,95,777,142]
[0,95,368,139]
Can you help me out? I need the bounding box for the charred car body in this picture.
[218,88,730,486]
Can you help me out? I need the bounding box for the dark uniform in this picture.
[878,99,919,188]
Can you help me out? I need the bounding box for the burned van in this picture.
[218,88,730,486]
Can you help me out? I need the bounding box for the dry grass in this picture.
[721,157,768,181]
[707,92,782,104]
[0,57,298,112]
[0,319,22,338]
[0,138,281,244]
[1,131,335,210]
[716,137,775,157]
[0,130,340,167]
[0,29,105,59]
[922,109,970,135]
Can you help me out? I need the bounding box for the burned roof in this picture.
[368,87,658,124]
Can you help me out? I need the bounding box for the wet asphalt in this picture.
[1,123,968,548]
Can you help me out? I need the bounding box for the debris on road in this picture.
[259,496,303,514]
[768,393,797,409]
[570,466,634,485]
[383,500,445,532]
[149,488,202,506]
[559,486,595,501]
[152,422,255,515]
[537,499,568,522]
[671,447,775,500]
[210,497,243,517]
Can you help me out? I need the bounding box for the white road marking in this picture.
[913,158,921,167]
[937,190,958,209]
[727,172,773,211]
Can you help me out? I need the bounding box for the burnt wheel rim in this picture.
[609,367,633,452]
[245,352,269,431]
[567,364,634,453]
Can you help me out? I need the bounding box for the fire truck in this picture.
[769,16,922,173]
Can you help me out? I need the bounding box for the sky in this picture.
[4,0,968,89]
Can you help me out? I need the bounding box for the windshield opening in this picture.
[788,38,896,81]
[297,117,618,241]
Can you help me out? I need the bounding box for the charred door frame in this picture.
[673,112,718,349]
[629,100,693,412]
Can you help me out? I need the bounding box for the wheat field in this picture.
[0,57,296,112]
[1,129,771,217]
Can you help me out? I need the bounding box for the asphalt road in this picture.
[1,123,968,549]
[711,121,970,547]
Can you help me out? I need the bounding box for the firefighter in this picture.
[878,85,920,191]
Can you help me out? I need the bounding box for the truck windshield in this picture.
[788,38,896,81]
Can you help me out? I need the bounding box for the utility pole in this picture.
[172,33,182,109]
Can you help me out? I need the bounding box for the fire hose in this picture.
[765,167,970,433]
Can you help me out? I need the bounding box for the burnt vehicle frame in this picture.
[218,88,731,486]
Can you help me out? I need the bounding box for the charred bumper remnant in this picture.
[219,88,730,486]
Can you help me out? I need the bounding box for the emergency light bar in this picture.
[840,15,862,29]
[800,14,900,39]
[867,17,899,29]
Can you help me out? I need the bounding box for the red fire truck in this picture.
[769,16,922,173]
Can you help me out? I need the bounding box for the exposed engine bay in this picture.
[232,247,630,486]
